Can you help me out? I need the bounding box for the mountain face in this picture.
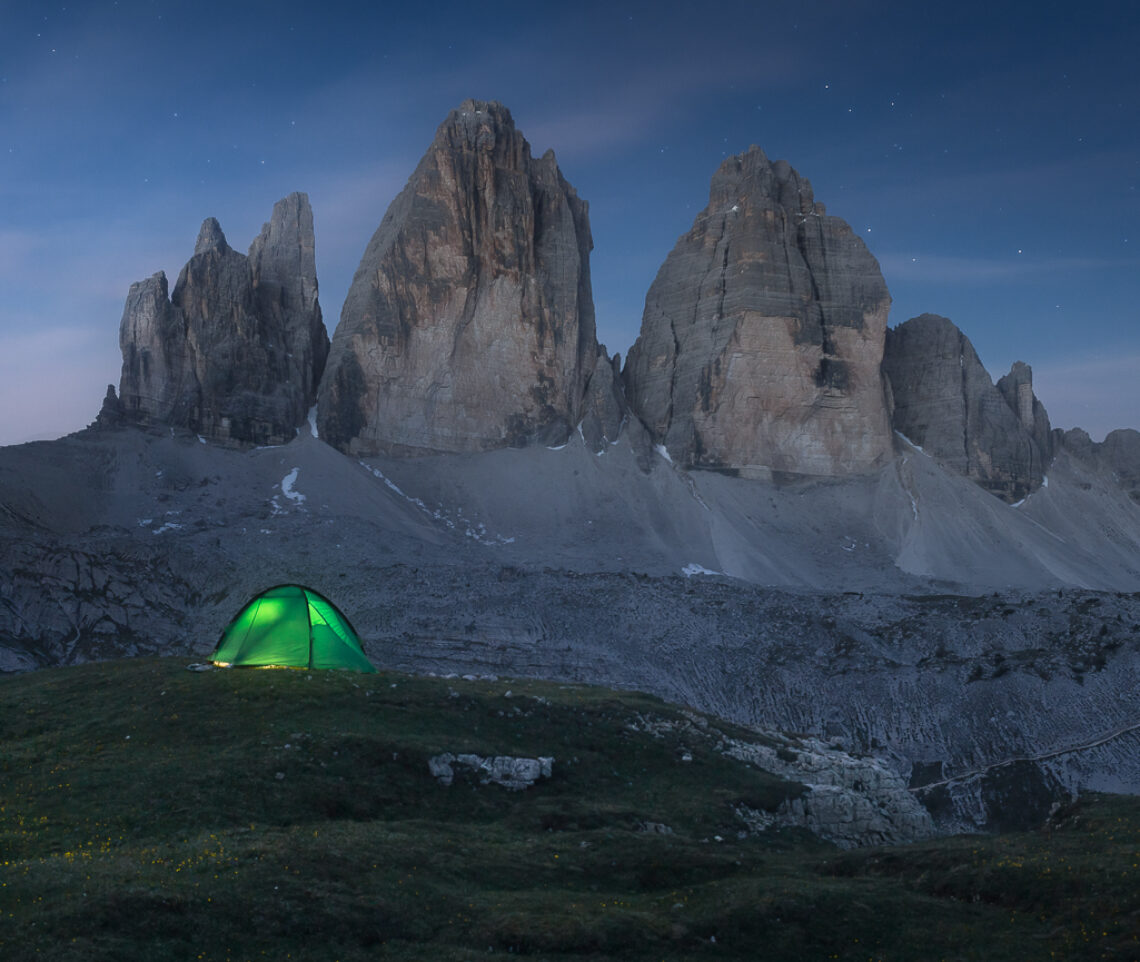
[115,193,327,446]
[883,314,1052,503]
[622,146,894,479]
[317,100,597,456]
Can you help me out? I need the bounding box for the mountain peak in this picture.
[194,217,229,256]
[623,145,892,478]
[318,101,597,455]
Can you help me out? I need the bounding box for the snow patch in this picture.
[197,435,207,445]
[682,563,719,577]
[281,468,306,504]
[270,468,307,515]
[1042,475,1049,488]
[307,406,319,439]
[655,444,673,464]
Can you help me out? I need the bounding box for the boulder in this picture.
[319,99,597,455]
[116,193,328,445]
[622,146,894,478]
[883,313,1052,502]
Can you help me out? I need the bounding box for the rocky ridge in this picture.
[1057,427,1140,501]
[623,146,894,479]
[883,313,1052,503]
[317,100,597,455]
[113,193,327,446]
[102,105,1079,505]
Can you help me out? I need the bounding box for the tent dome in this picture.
[210,584,376,672]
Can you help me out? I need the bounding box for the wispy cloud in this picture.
[523,53,802,163]
[878,252,1138,284]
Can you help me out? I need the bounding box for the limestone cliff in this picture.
[116,193,327,445]
[622,146,894,478]
[883,314,1052,502]
[318,100,597,455]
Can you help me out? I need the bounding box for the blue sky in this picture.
[2,0,1137,445]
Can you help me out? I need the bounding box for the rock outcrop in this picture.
[428,753,554,790]
[318,100,597,456]
[578,347,627,452]
[622,146,894,478]
[116,193,327,445]
[725,733,935,848]
[626,710,933,846]
[883,314,1052,502]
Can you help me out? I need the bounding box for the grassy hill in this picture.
[2,659,1139,961]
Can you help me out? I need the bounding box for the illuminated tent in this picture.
[210,584,376,672]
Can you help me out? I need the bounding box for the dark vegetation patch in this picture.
[2,659,1139,960]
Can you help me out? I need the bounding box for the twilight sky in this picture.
[2,0,1137,445]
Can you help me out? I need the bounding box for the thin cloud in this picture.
[524,54,803,163]
[0,323,118,445]
[878,252,1138,284]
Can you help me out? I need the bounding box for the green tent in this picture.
[210,584,376,672]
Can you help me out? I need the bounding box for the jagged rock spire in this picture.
[115,192,328,445]
[318,99,598,455]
